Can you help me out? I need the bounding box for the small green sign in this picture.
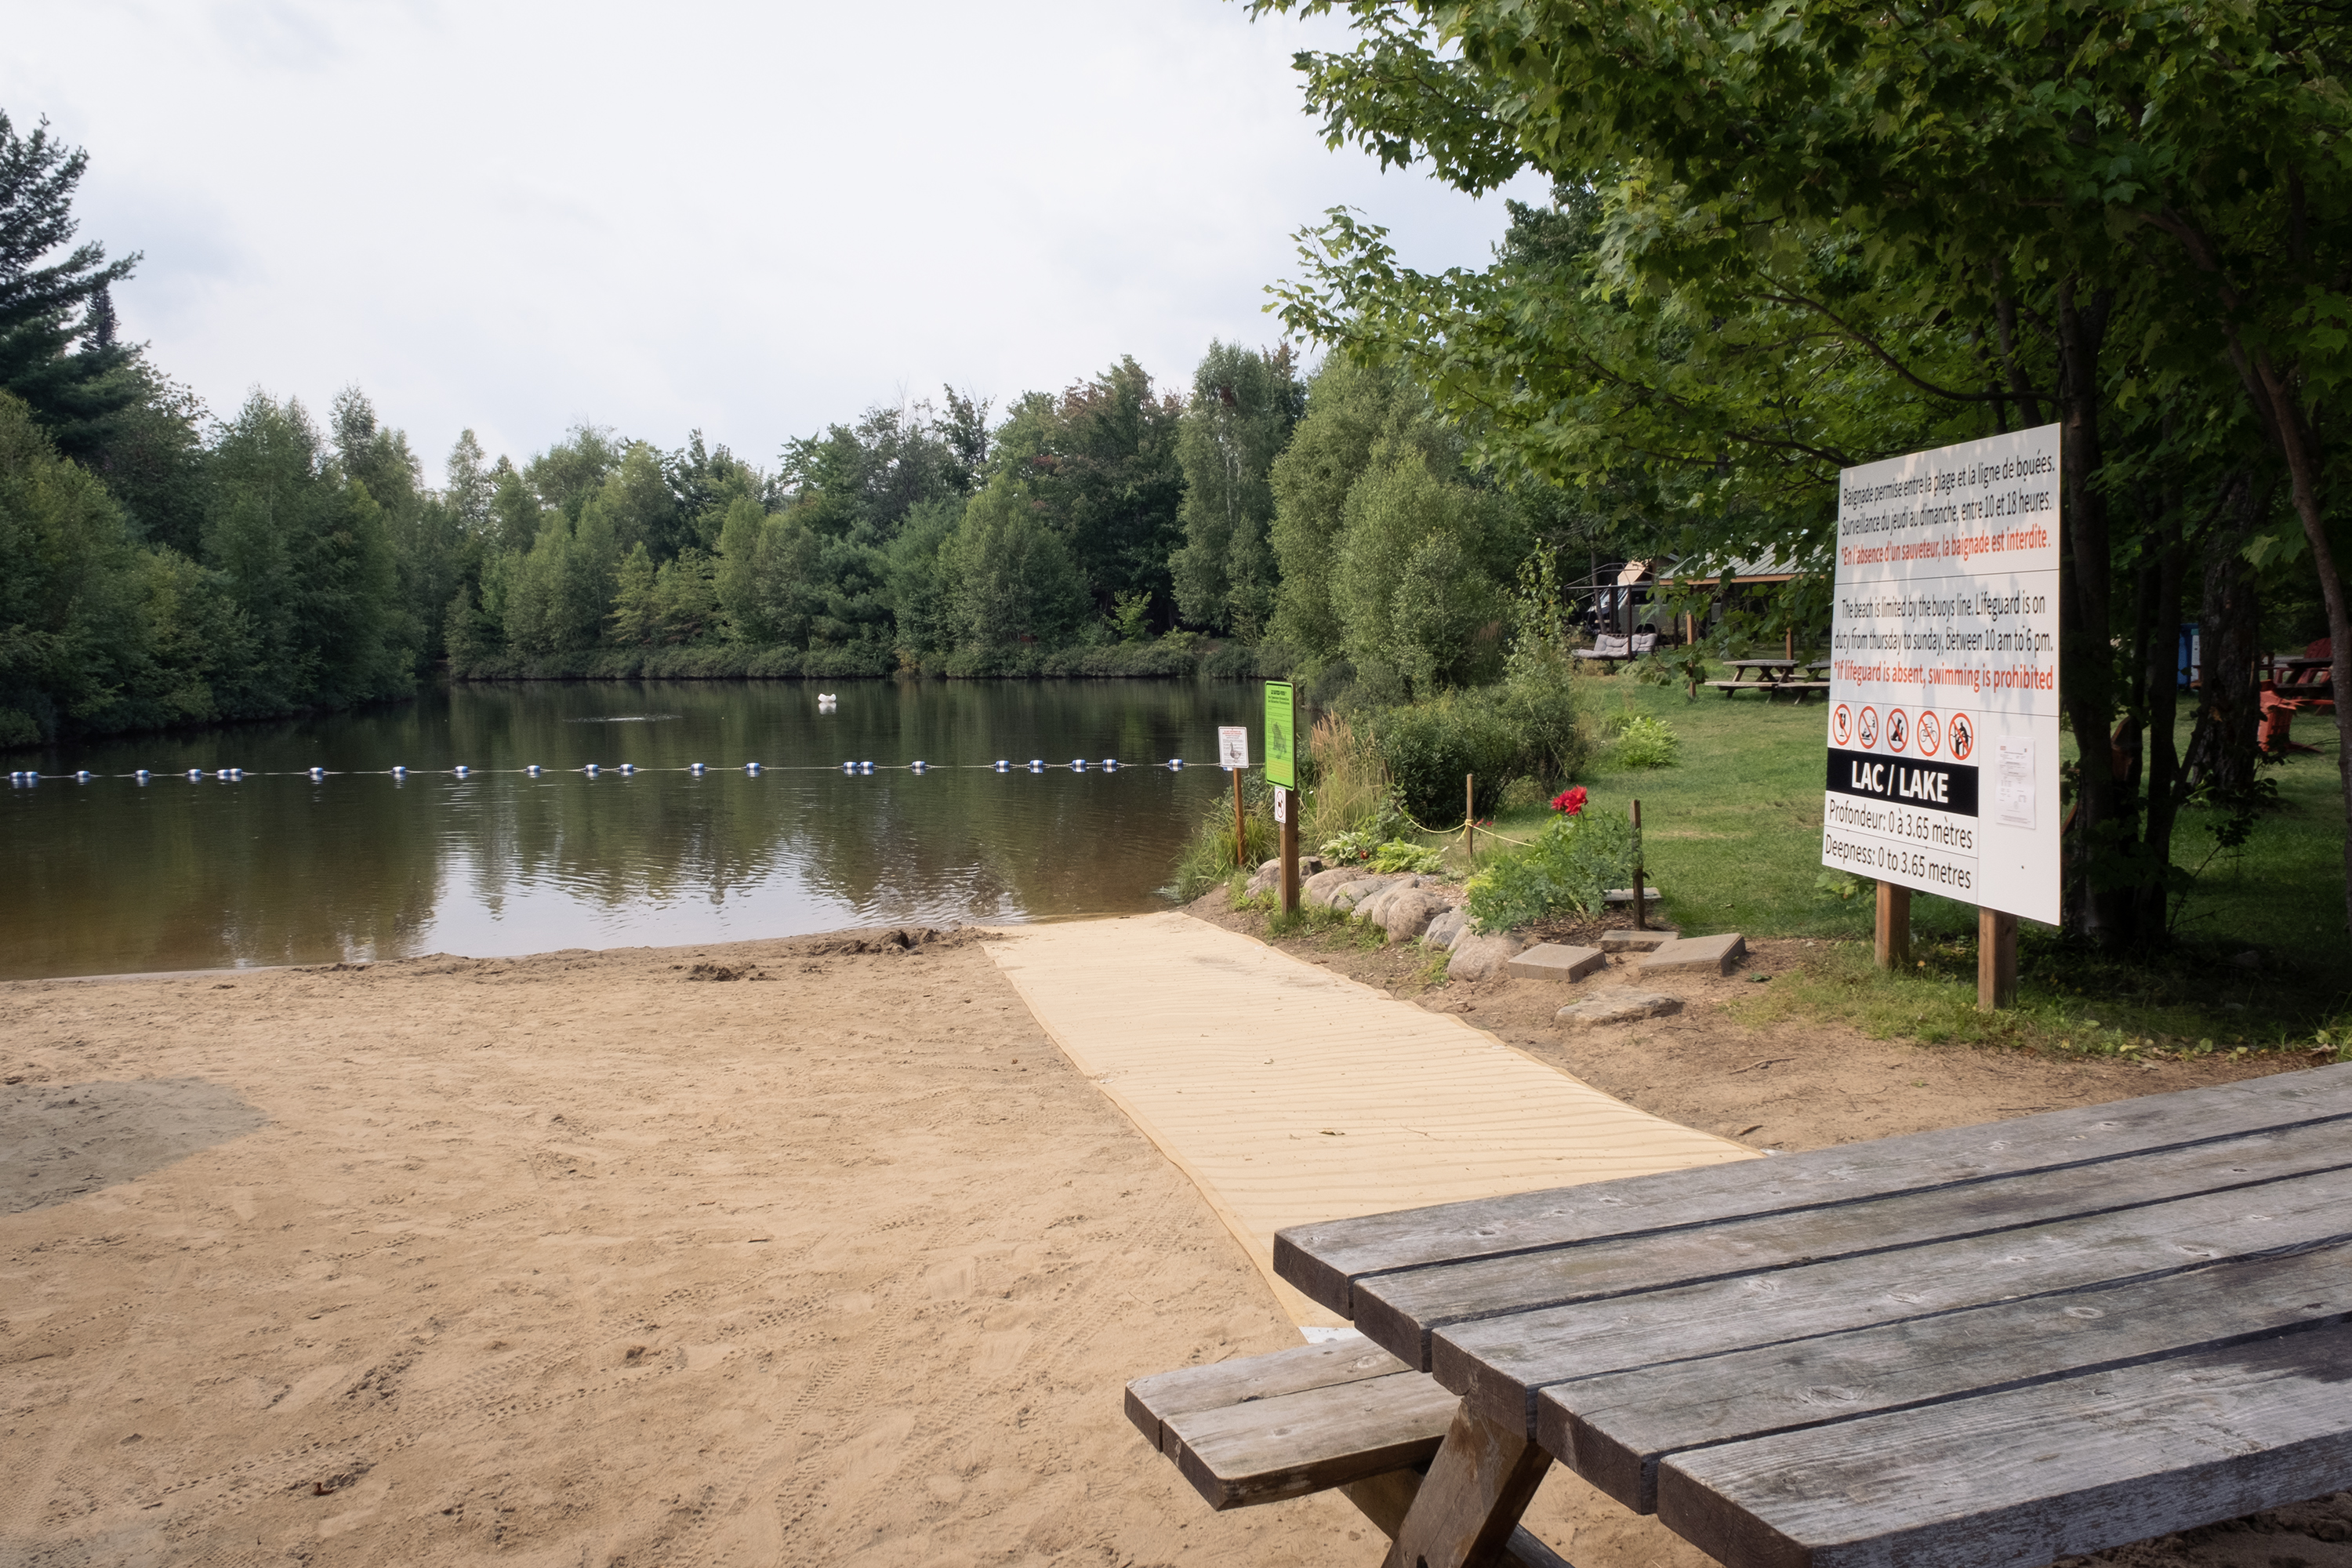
[1264,681,1298,790]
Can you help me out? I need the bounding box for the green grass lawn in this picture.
[1465,671,2351,1060]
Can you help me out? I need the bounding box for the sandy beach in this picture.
[4,920,2347,1568]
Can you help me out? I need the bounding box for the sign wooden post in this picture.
[1464,774,1475,859]
[1825,426,2061,1006]
[1631,799,1646,931]
[1875,882,1911,970]
[1218,725,1250,870]
[1978,906,2018,1008]
[1264,682,1301,914]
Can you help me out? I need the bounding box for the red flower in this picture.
[1550,786,1588,815]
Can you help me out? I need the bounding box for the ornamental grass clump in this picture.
[1464,789,1639,932]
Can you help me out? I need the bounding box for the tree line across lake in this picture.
[0,110,1628,752]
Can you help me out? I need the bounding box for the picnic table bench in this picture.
[1706,659,1830,702]
[2261,646,2335,751]
[1127,1065,2352,1568]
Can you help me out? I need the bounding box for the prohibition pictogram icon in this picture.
[1831,704,1852,746]
[1857,706,1879,750]
[1948,712,1975,761]
[1886,709,1909,753]
[1916,710,1942,757]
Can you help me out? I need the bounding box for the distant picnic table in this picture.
[2261,644,2335,752]
[1706,657,1829,702]
[1127,1065,2352,1568]
[1573,632,1657,672]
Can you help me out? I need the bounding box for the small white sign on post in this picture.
[1824,425,2063,924]
[1218,726,1250,771]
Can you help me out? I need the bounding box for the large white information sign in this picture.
[1824,425,2063,924]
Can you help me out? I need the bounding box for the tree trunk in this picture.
[2183,474,2265,802]
[2055,281,2131,946]
[2127,513,2189,940]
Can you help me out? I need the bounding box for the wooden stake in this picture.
[1785,626,1795,662]
[1232,767,1247,869]
[1875,881,1911,970]
[1978,906,2018,1010]
[1465,773,1476,859]
[1279,788,1300,915]
[1631,799,1646,931]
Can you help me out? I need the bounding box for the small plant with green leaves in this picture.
[1614,715,1681,769]
[1367,840,1443,874]
[1464,808,1639,932]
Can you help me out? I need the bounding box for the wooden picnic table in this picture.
[1258,1065,2352,1568]
[1708,659,1831,702]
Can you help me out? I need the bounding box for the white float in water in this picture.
[136,769,151,782]
[909,760,927,773]
[1167,758,1185,771]
[994,760,1009,771]
[453,764,470,779]
[74,770,89,782]
[860,760,874,774]
[525,764,542,776]
[216,768,233,781]
[309,766,325,780]
[1070,758,1087,771]
[585,763,600,777]
[745,761,761,775]
[690,761,706,775]
[1102,759,1119,771]
[391,765,407,779]
[188,768,204,781]
[1028,759,1044,773]
[619,763,635,776]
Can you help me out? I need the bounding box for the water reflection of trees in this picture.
[3,680,1246,976]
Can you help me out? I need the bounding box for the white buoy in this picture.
[74,770,90,782]
[216,768,233,781]
[391,765,407,779]
[453,764,470,779]
[1070,758,1087,771]
[1102,759,1118,771]
[746,761,761,775]
[136,768,151,783]
[526,764,542,776]
[585,763,600,777]
[309,766,325,781]
[188,768,204,781]
[690,762,706,775]
[994,760,1009,772]
[619,763,635,776]
[859,760,873,774]
[910,760,927,773]
[1167,758,1185,771]
[841,760,855,773]
[1028,759,1044,773]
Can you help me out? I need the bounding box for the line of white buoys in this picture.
[8,771,34,785]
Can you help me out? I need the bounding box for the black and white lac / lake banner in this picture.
[1824,425,2063,924]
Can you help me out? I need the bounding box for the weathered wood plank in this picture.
[1163,1369,1461,1510]
[1382,1399,1555,1568]
[1354,1115,2352,1368]
[1341,1465,1577,1568]
[1124,1338,1411,1456]
[1540,1240,2352,1512]
[1272,1065,2352,1318]
[1431,1160,2352,1436]
[1655,1319,2352,1568]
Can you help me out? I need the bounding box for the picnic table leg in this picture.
[1343,1469,1571,1568]
[1377,1400,1553,1568]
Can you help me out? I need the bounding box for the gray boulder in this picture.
[1378,887,1454,943]
[1447,930,1530,982]
[1555,992,1685,1028]
[1245,855,1327,898]
[1329,875,1400,911]
[1301,865,1366,909]
[1422,907,1468,950]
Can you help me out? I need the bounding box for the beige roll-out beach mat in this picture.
[986,913,1755,1328]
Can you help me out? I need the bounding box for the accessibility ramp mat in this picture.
[985,912,1755,1327]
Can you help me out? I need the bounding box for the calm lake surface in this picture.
[2,681,1260,978]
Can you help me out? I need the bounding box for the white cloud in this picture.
[6,0,1545,477]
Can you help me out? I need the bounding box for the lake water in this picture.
[1,681,1259,979]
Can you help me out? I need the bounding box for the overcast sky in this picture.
[5,1,1544,481]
